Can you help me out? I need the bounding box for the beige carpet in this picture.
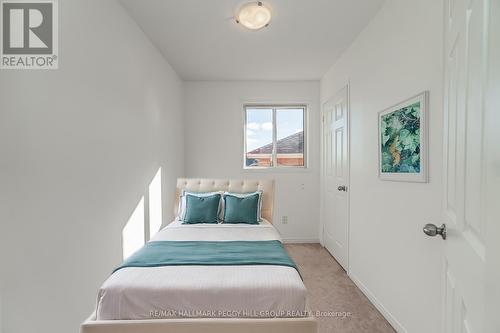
[285,243,395,333]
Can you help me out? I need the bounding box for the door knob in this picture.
[423,223,446,240]
[337,185,347,192]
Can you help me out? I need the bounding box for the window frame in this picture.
[243,104,308,170]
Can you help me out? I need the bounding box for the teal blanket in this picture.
[114,240,299,275]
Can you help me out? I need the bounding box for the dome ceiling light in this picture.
[235,1,272,30]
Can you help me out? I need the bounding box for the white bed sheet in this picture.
[95,220,306,320]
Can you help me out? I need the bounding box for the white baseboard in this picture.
[282,238,320,244]
[348,271,407,333]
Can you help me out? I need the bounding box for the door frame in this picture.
[320,83,351,271]
[485,1,500,331]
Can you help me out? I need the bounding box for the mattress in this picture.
[95,220,306,320]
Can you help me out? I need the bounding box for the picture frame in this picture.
[378,91,428,182]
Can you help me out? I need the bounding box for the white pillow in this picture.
[223,190,263,222]
[177,191,223,221]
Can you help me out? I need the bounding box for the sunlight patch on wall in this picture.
[122,196,145,259]
[122,167,163,259]
[148,167,162,238]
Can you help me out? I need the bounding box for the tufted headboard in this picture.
[174,178,275,223]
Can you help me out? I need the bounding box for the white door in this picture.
[322,85,349,270]
[437,0,497,331]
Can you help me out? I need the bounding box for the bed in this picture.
[81,178,317,333]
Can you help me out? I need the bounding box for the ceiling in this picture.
[120,0,385,81]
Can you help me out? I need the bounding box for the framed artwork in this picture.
[378,91,428,182]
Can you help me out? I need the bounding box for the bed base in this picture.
[80,313,317,333]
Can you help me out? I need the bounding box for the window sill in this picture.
[242,166,311,174]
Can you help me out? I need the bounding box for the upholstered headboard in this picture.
[174,178,275,223]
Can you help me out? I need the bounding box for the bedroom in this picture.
[0,0,498,333]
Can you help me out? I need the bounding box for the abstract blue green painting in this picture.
[378,92,428,182]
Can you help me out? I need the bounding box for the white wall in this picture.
[320,0,444,332]
[0,1,184,333]
[0,293,2,333]
[184,81,320,242]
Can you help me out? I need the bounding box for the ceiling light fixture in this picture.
[235,1,272,30]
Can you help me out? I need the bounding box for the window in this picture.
[244,105,306,168]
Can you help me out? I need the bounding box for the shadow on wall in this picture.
[122,167,163,259]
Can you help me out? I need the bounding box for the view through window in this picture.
[245,106,306,168]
